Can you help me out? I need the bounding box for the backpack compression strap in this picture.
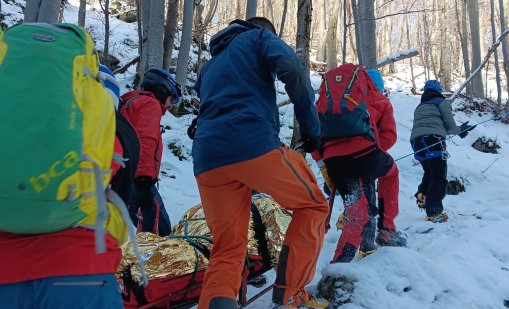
[324,66,361,113]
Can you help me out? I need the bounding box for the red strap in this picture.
[153,201,160,235]
[136,207,143,233]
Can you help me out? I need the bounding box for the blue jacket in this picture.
[192,22,320,176]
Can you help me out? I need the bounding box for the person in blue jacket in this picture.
[192,17,329,309]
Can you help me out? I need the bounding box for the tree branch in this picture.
[450,28,509,101]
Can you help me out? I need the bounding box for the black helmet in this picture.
[141,68,182,106]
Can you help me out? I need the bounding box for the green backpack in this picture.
[0,23,119,237]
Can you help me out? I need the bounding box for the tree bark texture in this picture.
[358,0,376,68]
[25,0,60,23]
[78,0,86,27]
[291,0,312,149]
[498,0,509,104]
[490,0,502,106]
[326,0,340,69]
[140,0,151,74]
[163,0,179,71]
[278,0,289,38]
[176,0,195,87]
[467,0,485,98]
[146,0,165,69]
[350,0,363,65]
[102,0,111,67]
[245,0,258,19]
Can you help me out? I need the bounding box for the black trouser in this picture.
[128,183,172,236]
[411,135,448,217]
[325,145,393,261]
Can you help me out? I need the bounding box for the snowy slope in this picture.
[3,1,509,307]
[160,69,509,309]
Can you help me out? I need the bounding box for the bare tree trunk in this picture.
[278,0,289,38]
[25,0,60,23]
[350,0,363,64]
[358,0,376,68]
[378,0,392,72]
[490,0,502,106]
[163,0,179,71]
[266,0,274,23]
[147,0,165,69]
[455,0,471,95]
[315,0,327,63]
[439,1,452,90]
[291,0,312,149]
[78,0,86,26]
[24,0,42,22]
[341,0,348,63]
[246,0,257,19]
[204,0,218,27]
[135,0,143,83]
[326,0,340,69]
[498,0,509,106]
[194,4,205,64]
[295,0,312,67]
[236,0,242,19]
[40,0,60,23]
[176,0,195,87]
[140,0,151,74]
[467,0,484,98]
[101,0,111,67]
[406,14,417,93]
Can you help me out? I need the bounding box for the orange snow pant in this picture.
[196,146,329,308]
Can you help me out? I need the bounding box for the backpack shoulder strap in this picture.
[122,93,143,110]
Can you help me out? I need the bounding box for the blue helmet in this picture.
[423,80,443,93]
[367,68,384,92]
[141,68,182,106]
[98,64,120,109]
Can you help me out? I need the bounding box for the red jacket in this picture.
[371,90,397,151]
[0,228,121,284]
[312,89,397,161]
[120,90,166,180]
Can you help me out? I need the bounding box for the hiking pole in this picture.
[325,184,336,233]
[395,117,501,162]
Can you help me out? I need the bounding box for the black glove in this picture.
[187,118,198,140]
[458,121,476,139]
[300,136,320,153]
[135,176,155,208]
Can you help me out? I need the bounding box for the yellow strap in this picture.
[344,94,359,106]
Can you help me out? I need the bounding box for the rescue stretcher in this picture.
[118,195,290,308]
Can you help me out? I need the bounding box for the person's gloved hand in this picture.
[135,176,155,208]
[320,166,334,194]
[300,136,320,153]
[187,118,198,140]
[459,121,476,139]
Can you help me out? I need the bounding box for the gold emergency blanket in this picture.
[172,195,292,268]
[252,196,292,267]
[119,232,208,282]
[118,196,292,282]
[172,203,260,256]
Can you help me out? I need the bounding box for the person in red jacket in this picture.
[314,66,403,263]
[366,68,406,247]
[120,68,182,236]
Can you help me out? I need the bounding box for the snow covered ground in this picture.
[3,1,509,307]
[160,71,509,309]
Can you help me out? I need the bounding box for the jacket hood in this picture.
[209,23,251,56]
[421,89,445,103]
[121,90,166,115]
